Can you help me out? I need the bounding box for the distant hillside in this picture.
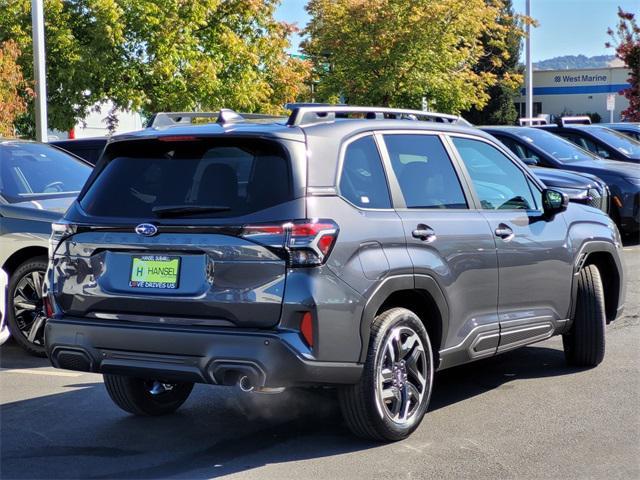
[533,54,620,71]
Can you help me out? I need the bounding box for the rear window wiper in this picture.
[152,205,231,217]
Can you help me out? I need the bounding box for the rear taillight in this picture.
[43,296,54,318]
[49,222,77,258]
[241,219,338,267]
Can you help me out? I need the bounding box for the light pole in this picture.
[32,0,48,142]
[525,0,533,119]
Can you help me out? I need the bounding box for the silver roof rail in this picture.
[518,117,549,126]
[285,104,471,127]
[148,110,286,128]
[558,116,592,126]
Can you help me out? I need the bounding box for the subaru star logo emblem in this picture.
[135,223,158,237]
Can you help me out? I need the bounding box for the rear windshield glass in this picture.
[79,138,292,218]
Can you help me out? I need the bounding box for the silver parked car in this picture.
[0,139,91,355]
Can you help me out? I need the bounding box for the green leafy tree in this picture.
[0,0,310,134]
[462,0,524,125]
[302,0,526,113]
[607,8,640,121]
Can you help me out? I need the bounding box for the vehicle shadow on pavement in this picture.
[430,342,578,412]
[1,341,584,479]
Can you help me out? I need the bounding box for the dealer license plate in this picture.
[129,255,180,289]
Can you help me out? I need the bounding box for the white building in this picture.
[48,100,144,140]
[515,67,632,122]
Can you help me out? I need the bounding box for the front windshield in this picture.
[514,128,599,164]
[589,127,640,158]
[0,142,91,203]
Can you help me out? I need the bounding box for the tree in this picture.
[0,0,310,135]
[462,0,523,125]
[606,8,640,121]
[0,40,32,137]
[302,0,526,114]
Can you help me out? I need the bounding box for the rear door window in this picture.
[80,138,292,218]
[339,136,391,208]
[384,134,468,209]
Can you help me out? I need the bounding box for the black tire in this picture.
[563,264,606,367]
[103,374,194,416]
[6,257,48,357]
[338,307,434,442]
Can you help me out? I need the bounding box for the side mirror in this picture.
[522,157,538,166]
[542,189,569,215]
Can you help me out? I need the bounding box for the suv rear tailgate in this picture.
[49,134,307,328]
[51,230,286,327]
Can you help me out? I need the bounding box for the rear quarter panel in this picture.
[0,210,54,268]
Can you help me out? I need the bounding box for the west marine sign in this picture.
[554,74,607,83]
[520,67,630,96]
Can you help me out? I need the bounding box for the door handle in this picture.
[494,224,514,240]
[412,224,436,242]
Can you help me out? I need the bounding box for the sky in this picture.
[274,0,639,62]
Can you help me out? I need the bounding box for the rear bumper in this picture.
[45,318,362,387]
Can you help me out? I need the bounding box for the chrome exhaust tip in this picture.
[238,375,254,392]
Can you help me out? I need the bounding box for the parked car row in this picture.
[1,115,638,359]
[481,126,639,235]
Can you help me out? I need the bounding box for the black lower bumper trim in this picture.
[45,318,362,387]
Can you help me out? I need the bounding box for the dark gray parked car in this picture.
[0,140,91,355]
[540,124,640,164]
[44,106,626,441]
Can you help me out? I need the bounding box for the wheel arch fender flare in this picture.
[571,240,625,323]
[358,274,450,363]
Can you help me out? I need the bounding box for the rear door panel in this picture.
[378,132,500,355]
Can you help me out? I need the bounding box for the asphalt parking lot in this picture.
[1,243,639,480]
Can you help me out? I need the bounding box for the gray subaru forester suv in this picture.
[44,106,626,441]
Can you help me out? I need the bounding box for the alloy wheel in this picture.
[12,270,47,346]
[375,326,428,424]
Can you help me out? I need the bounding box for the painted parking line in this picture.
[0,368,83,377]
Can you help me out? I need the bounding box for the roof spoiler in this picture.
[558,116,592,127]
[518,117,549,126]
[284,103,472,127]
